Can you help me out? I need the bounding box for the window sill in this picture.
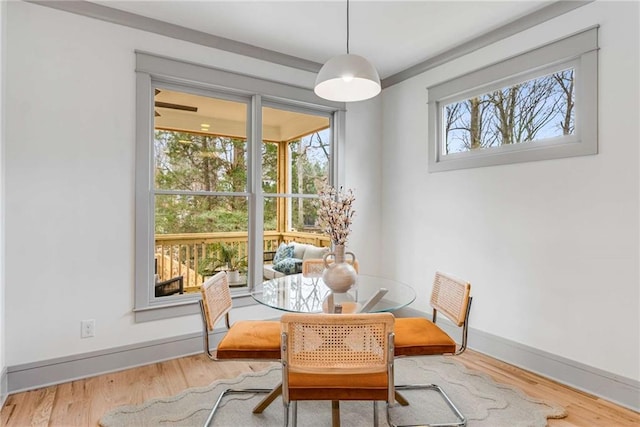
[134,293,257,322]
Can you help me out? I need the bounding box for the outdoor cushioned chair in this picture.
[153,258,184,297]
[154,275,184,297]
[280,313,395,427]
[393,271,473,427]
[199,271,282,426]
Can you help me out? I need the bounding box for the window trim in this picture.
[427,26,598,172]
[134,52,344,322]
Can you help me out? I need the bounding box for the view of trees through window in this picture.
[155,128,331,234]
[264,129,331,232]
[444,68,575,154]
[155,132,249,234]
[151,88,332,293]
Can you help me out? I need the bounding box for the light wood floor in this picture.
[1,349,638,426]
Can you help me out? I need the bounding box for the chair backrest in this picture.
[280,313,394,374]
[301,258,360,277]
[301,259,324,277]
[430,271,471,327]
[200,271,233,332]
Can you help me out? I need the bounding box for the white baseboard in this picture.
[0,366,7,408]
[6,310,640,412]
[395,306,640,412]
[6,329,226,395]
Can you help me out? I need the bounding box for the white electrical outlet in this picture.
[81,319,95,338]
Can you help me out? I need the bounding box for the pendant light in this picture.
[314,0,381,102]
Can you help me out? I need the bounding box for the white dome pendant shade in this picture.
[313,0,381,102]
[314,53,381,102]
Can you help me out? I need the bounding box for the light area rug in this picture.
[100,356,567,427]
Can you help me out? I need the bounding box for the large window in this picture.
[428,27,598,172]
[135,53,344,321]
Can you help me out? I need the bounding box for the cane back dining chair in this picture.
[199,271,282,426]
[301,258,360,276]
[393,271,473,427]
[280,313,395,427]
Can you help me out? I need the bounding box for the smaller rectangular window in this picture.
[428,27,598,172]
[444,68,575,155]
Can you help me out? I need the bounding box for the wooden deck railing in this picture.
[155,231,330,293]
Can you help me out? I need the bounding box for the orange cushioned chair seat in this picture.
[394,317,456,357]
[288,371,389,401]
[217,320,281,359]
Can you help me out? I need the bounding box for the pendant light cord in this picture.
[346,0,350,54]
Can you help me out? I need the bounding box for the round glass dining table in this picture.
[252,273,416,313]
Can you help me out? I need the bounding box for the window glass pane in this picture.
[262,196,324,234]
[261,106,330,195]
[262,142,278,193]
[152,87,250,297]
[154,89,248,192]
[155,132,248,192]
[262,196,330,280]
[444,68,575,155]
[260,106,332,281]
[289,129,331,195]
[154,194,249,295]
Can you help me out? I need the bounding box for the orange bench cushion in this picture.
[394,317,456,357]
[217,320,281,359]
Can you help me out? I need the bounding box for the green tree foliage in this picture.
[262,142,278,230]
[154,131,248,234]
[154,129,330,235]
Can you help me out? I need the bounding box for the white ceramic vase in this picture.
[322,244,357,293]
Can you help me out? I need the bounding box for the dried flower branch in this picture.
[317,183,356,246]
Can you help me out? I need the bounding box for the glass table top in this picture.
[252,273,416,313]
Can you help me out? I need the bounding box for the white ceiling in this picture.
[92,0,552,79]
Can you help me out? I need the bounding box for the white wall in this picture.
[344,98,384,277]
[3,1,381,365]
[0,0,7,399]
[381,0,639,381]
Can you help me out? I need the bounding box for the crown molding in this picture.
[382,0,595,88]
[24,0,323,73]
[23,0,594,92]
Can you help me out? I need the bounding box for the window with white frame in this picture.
[428,26,598,172]
[135,52,344,321]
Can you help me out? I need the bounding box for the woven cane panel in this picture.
[430,272,471,327]
[201,272,232,331]
[282,314,393,374]
[301,259,360,277]
[302,259,325,277]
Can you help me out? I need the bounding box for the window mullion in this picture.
[249,95,263,292]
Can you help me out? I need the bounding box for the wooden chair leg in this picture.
[331,400,340,427]
[253,383,283,413]
[395,391,410,406]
